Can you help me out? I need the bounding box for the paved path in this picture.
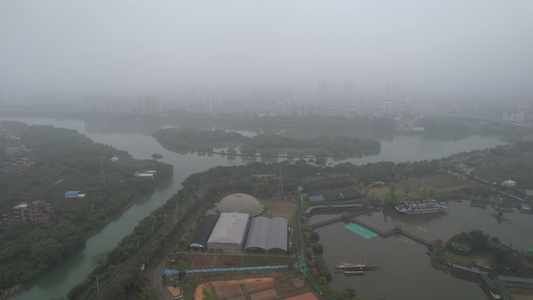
[164,265,288,276]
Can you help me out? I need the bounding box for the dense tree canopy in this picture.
[0,121,172,290]
[153,127,380,159]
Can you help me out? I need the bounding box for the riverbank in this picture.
[0,121,174,299]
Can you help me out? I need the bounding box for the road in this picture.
[88,210,185,300]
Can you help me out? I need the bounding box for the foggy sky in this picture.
[1,1,532,100]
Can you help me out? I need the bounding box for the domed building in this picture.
[215,193,264,217]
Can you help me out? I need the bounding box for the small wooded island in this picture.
[152,127,381,159]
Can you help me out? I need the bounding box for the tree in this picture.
[90,250,110,271]
[177,270,186,280]
[469,230,489,251]
[315,156,327,167]
[305,247,313,259]
[139,285,162,300]
[312,243,324,254]
[343,287,356,298]
[31,238,64,269]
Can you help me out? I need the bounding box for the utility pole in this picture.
[99,159,106,185]
[279,165,283,196]
[95,274,100,293]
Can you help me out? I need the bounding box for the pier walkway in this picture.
[308,211,367,230]
[309,211,443,248]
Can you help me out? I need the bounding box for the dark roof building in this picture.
[308,187,363,202]
[245,216,288,252]
[190,214,220,249]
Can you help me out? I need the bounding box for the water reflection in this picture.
[310,201,533,299]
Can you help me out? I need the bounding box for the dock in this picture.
[308,211,368,230]
[309,211,443,248]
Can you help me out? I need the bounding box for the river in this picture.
[1,116,512,299]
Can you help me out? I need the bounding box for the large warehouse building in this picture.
[245,216,288,252]
[215,193,264,216]
[190,213,220,250]
[207,212,249,253]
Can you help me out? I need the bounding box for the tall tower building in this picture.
[317,79,330,103]
[343,80,355,102]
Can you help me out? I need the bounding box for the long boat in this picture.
[395,199,444,215]
[341,269,365,275]
[336,262,366,270]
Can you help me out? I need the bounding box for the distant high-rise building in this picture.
[503,111,525,123]
[134,96,162,115]
[343,80,355,102]
[250,87,269,102]
[270,86,294,103]
[317,79,330,103]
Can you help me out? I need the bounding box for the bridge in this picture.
[307,210,367,230]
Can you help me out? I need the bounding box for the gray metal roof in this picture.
[267,217,288,251]
[245,216,287,251]
[208,212,249,244]
[244,216,269,250]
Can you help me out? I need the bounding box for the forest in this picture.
[152,126,381,159]
[0,121,172,291]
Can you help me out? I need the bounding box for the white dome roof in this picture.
[215,193,264,216]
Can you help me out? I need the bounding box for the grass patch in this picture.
[366,186,389,201]
[264,199,298,225]
[442,251,496,269]
[202,287,213,300]
[241,254,295,267]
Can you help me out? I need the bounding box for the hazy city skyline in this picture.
[1,1,532,102]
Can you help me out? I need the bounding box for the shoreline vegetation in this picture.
[0,121,173,299]
[70,140,533,299]
[3,110,530,138]
[152,127,381,161]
